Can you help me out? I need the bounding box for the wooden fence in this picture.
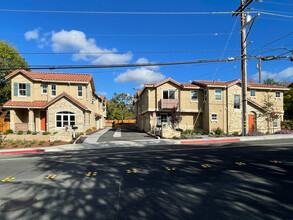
[106,119,136,124]
[0,118,10,133]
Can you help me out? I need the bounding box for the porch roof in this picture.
[3,100,48,108]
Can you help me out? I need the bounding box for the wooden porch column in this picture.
[28,109,35,132]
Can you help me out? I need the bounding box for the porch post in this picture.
[10,109,15,131]
[28,109,35,132]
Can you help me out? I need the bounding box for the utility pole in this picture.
[233,0,254,136]
[257,57,262,83]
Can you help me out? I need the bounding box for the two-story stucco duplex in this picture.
[134,77,288,134]
[3,69,107,133]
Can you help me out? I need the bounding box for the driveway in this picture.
[98,128,154,142]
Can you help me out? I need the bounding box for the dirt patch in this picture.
[0,139,70,150]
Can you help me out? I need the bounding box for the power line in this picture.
[0,56,290,70]
[0,9,238,15]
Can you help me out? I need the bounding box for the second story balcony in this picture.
[160,99,179,109]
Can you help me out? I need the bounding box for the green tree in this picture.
[284,83,293,120]
[259,94,277,134]
[107,93,134,120]
[0,40,29,105]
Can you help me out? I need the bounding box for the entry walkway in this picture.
[98,128,154,142]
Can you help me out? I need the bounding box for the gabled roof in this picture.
[3,100,48,108]
[5,69,93,83]
[43,92,87,110]
[247,98,264,109]
[247,82,288,90]
[192,79,241,88]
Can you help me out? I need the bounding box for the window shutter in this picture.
[14,83,18,96]
[26,83,30,96]
[157,115,161,126]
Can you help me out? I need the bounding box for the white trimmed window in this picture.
[215,89,222,100]
[273,118,278,128]
[78,85,83,97]
[211,114,218,121]
[250,90,256,97]
[234,94,240,109]
[19,83,27,96]
[51,84,57,96]
[42,84,48,95]
[163,89,176,99]
[191,90,198,101]
[56,111,75,128]
[276,92,280,98]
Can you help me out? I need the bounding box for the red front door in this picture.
[248,115,255,133]
[40,111,46,131]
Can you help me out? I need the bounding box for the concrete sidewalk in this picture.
[1,133,293,155]
[82,127,111,144]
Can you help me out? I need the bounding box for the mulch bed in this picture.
[0,141,70,150]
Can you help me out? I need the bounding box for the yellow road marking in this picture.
[201,164,211,168]
[126,169,138,173]
[235,162,246,166]
[45,175,57,179]
[45,175,52,179]
[2,177,16,182]
[165,166,176,171]
[51,175,57,179]
[269,160,282,164]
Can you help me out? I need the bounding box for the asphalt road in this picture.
[97,128,154,142]
[0,139,293,220]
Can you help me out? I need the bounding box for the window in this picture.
[42,84,48,95]
[276,92,280,98]
[19,83,27,96]
[274,118,278,128]
[163,90,175,99]
[56,111,75,128]
[215,89,222,100]
[51,84,56,96]
[234,94,240,109]
[191,90,198,101]
[161,114,167,123]
[250,90,256,97]
[78,85,83,97]
[204,90,207,101]
[211,114,218,121]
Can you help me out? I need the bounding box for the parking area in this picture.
[97,128,154,142]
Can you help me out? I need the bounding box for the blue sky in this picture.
[1,0,293,99]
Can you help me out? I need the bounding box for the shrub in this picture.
[281,120,293,130]
[247,131,265,136]
[27,130,31,134]
[38,140,45,145]
[4,129,13,134]
[13,144,18,148]
[53,132,58,135]
[49,142,54,146]
[232,131,239,136]
[42,132,51,135]
[7,139,14,144]
[195,129,209,135]
[181,129,193,135]
[274,130,293,134]
[86,128,92,133]
[17,131,23,135]
[22,140,29,145]
[213,127,224,136]
[16,139,22,144]
[92,127,97,130]
[32,132,37,135]
[31,139,37,144]
[25,144,30,148]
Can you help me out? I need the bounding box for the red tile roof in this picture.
[192,79,241,87]
[248,82,287,89]
[5,69,92,82]
[43,92,87,110]
[3,100,48,108]
[144,77,200,89]
[247,98,263,109]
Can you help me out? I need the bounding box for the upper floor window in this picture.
[234,94,240,109]
[163,89,175,99]
[211,114,218,121]
[51,84,56,96]
[191,90,198,101]
[204,90,207,101]
[78,85,83,97]
[19,83,27,96]
[250,90,256,97]
[215,89,222,100]
[42,84,48,95]
[276,92,281,98]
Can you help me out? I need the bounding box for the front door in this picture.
[40,111,46,131]
[248,115,255,133]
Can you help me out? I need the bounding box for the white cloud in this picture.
[136,57,159,70]
[98,91,108,96]
[24,28,40,41]
[51,30,132,65]
[251,67,293,81]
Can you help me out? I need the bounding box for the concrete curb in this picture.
[0,149,45,155]
[145,132,160,139]
[181,138,241,145]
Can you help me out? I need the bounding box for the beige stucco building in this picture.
[134,78,288,134]
[3,69,107,133]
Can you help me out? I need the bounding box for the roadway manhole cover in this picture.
[0,197,38,212]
